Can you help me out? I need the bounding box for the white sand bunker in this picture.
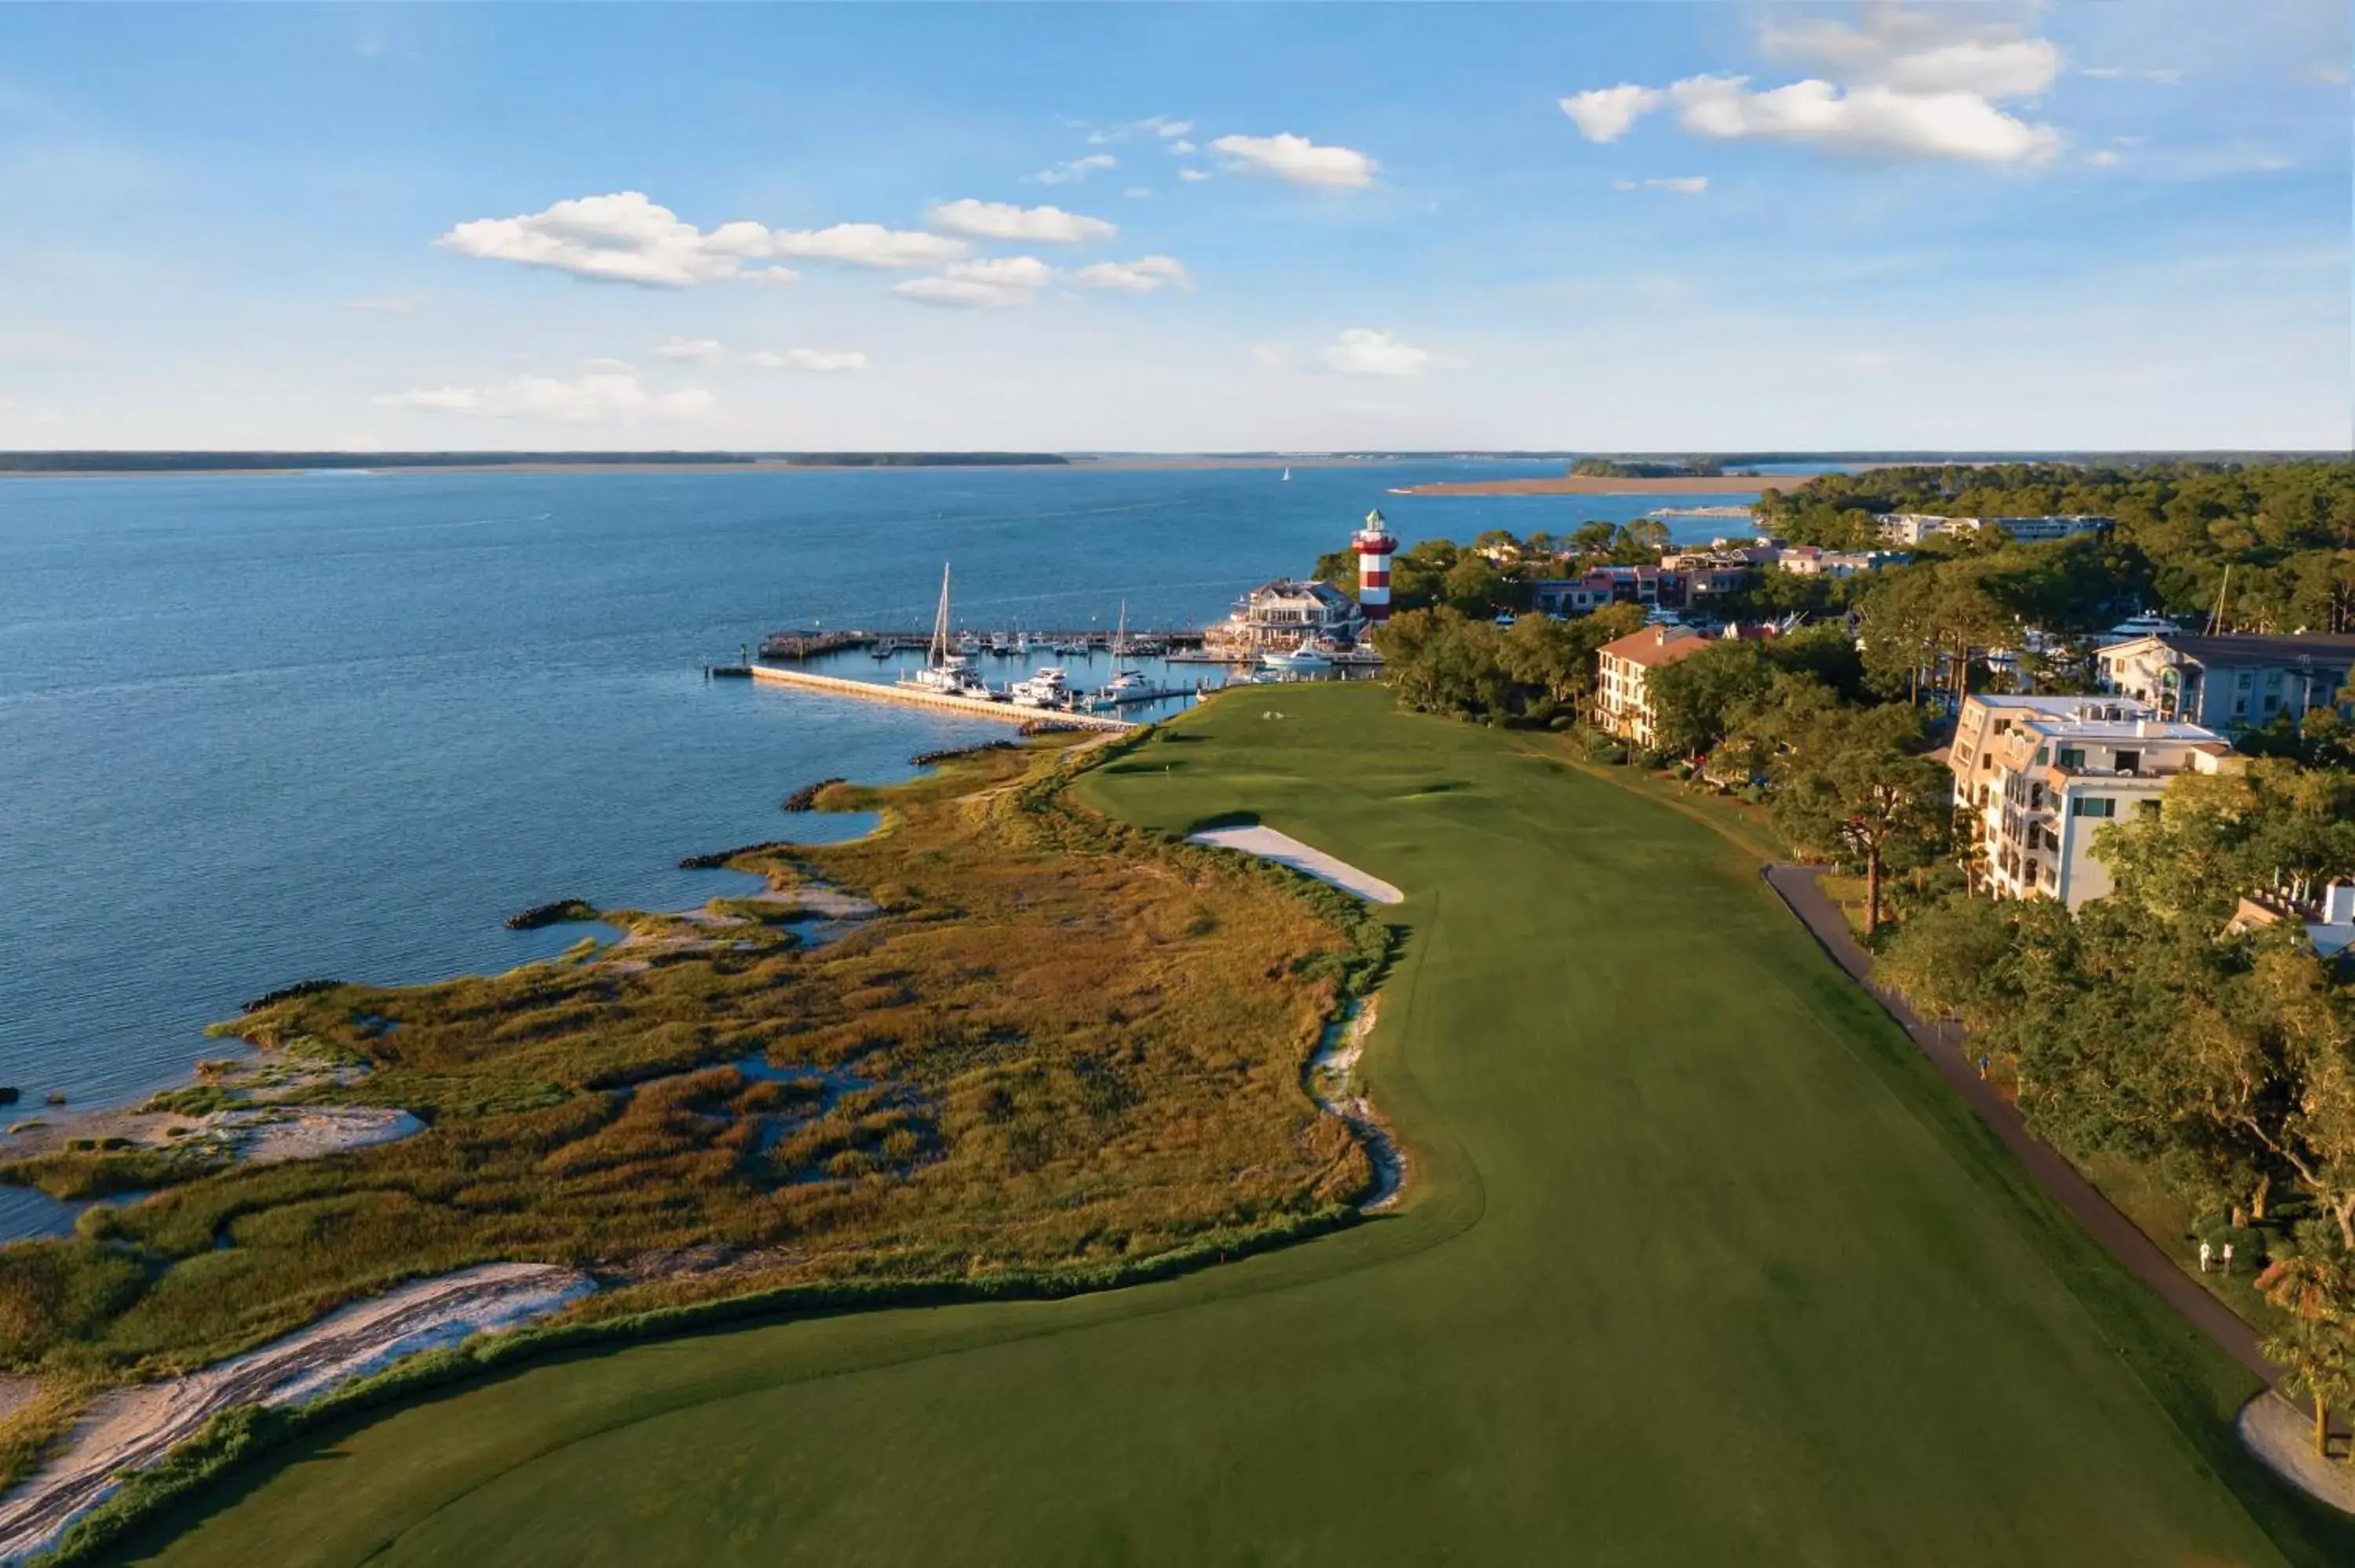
[1188,826,1404,905]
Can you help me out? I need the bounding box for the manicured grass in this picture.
[130,685,2333,1566]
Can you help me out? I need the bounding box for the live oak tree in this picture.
[1766,705,1950,935]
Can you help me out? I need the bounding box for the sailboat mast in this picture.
[931,562,952,666]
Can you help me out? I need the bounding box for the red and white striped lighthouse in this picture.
[1354,509,1398,625]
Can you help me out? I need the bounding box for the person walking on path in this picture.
[2200,1241,2214,1274]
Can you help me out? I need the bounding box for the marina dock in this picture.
[745,664,1138,731]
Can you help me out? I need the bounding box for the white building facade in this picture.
[1948,693,2237,908]
[2096,632,2355,735]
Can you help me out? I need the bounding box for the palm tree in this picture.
[2261,1253,2355,1460]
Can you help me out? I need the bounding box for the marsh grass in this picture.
[1,735,1382,1384]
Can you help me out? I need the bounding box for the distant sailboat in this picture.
[1280,466,1292,482]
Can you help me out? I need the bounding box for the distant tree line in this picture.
[1758,460,2355,634]
[1567,456,1725,479]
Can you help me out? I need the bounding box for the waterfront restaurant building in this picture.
[1203,578,1365,655]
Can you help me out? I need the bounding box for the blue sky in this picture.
[1,2,2346,450]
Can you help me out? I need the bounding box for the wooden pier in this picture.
[744,665,1137,731]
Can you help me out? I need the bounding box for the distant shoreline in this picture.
[1389,474,1820,497]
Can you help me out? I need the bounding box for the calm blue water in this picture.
[0,461,1751,1134]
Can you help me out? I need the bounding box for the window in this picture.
[2057,746,2085,769]
[2136,800,2162,821]
[2115,749,2140,775]
[2070,796,2116,819]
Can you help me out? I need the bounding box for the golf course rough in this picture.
[126,685,2325,1566]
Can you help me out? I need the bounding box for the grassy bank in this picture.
[117,684,2344,1567]
[0,735,1382,1431]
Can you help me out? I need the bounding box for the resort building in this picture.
[1948,692,2237,908]
[1594,625,1714,749]
[1771,545,1904,578]
[2228,883,2355,963]
[1202,578,1364,656]
[2094,632,2355,735]
[1878,514,2112,546]
[1532,565,1674,616]
[1529,557,1757,619]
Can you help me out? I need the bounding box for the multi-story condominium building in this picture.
[1879,513,2112,546]
[1948,693,2237,908]
[2095,632,2355,734]
[1594,625,1714,749]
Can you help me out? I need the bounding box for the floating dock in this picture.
[745,664,1137,731]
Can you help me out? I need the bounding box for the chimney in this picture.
[1655,629,1667,645]
[2326,882,2355,927]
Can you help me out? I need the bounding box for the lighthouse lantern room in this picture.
[1354,509,1398,625]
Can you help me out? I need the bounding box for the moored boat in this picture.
[1009,666,1074,708]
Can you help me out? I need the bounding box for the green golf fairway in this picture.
[133,685,2296,1566]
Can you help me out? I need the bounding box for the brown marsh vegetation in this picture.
[0,734,1386,1482]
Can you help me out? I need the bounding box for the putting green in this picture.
[133,685,2306,1566]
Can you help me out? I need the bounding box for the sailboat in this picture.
[904,563,988,698]
[1280,465,1292,482]
[1101,600,1148,698]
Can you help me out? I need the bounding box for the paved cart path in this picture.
[1762,863,2275,1384]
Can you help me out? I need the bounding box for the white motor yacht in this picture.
[1010,666,1074,709]
[1261,640,1333,673]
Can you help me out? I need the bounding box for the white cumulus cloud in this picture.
[1070,256,1194,294]
[923,199,1116,244]
[1034,154,1117,186]
[1667,75,2059,165]
[743,348,870,373]
[375,370,715,421]
[1322,328,1459,377]
[1760,12,2059,97]
[1561,85,1663,143]
[1210,133,1378,189]
[893,255,1056,309]
[654,335,725,361]
[1613,176,1710,195]
[1559,9,2064,167]
[434,192,977,284]
[436,192,792,287]
[765,223,968,268]
[1178,167,1213,183]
